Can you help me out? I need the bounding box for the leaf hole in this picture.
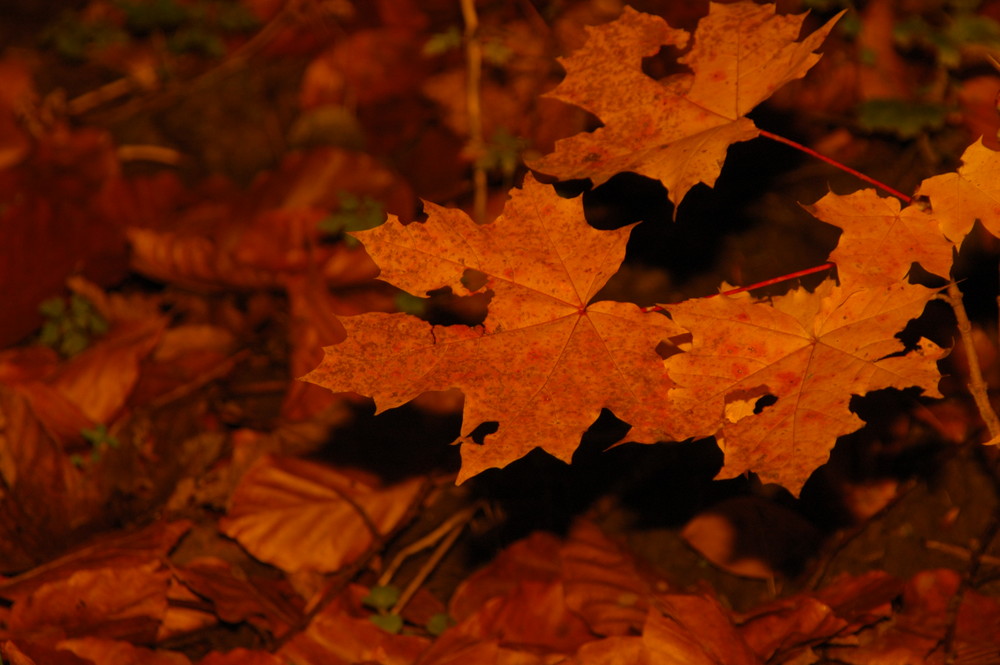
[461,268,489,292]
[466,421,499,445]
[753,394,777,414]
[655,339,684,360]
[641,44,692,81]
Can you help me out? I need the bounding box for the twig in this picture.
[389,506,477,615]
[460,0,487,224]
[377,502,480,587]
[759,129,913,203]
[943,281,1000,441]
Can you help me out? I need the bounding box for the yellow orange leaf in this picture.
[529,3,840,209]
[664,280,944,494]
[302,175,683,482]
[915,138,1000,244]
[805,189,954,287]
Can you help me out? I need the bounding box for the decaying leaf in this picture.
[303,174,683,482]
[529,3,841,209]
[219,455,423,573]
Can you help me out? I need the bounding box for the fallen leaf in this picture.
[303,174,682,482]
[277,585,429,665]
[529,3,840,209]
[219,455,423,573]
[7,559,170,643]
[55,638,191,665]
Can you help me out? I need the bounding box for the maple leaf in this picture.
[805,189,954,288]
[303,175,682,482]
[663,279,944,494]
[528,3,841,210]
[915,138,1000,245]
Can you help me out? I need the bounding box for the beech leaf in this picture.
[302,175,682,483]
[529,3,841,210]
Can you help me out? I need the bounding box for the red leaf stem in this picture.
[640,262,834,313]
[759,130,913,203]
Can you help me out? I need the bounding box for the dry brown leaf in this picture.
[277,585,429,665]
[219,455,423,574]
[56,638,191,665]
[7,559,169,643]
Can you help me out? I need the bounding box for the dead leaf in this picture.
[916,139,1000,245]
[219,455,424,574]
[529,3,840,209]
[277,585,429,665]
[55,638,191,665]
[7,559,170,643]
[303,174,682,482]
[805,189,954,287]
[664,279,944,494]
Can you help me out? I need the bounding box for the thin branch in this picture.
[759,129,913,203]
[460,0,487,223]
[943,281,1000,440]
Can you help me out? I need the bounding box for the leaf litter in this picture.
[0,1,998,664]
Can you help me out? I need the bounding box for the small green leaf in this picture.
[369,613,403,634]
[857,98,950,138]
[362,585,400,611]
[426,613,454,636]
[39,297,66,318]
[423,26,462,56]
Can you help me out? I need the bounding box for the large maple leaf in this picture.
[303,175,682,482]
[663,279,944,494]
[528,3,841,209]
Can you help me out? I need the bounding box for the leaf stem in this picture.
[944,281,1000,440]
[640,262,834,312]
[758,129,913,203]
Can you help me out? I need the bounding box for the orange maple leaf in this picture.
[528,3,841,210]
[805,189,954,288]
[302,175,682,482]
[663,279,944,494]
[915,138,1000,244]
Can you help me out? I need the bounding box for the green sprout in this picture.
[38,294,109,357]
[318,193,386,246]
[362,584,403,634]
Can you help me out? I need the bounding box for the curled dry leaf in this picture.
[529,2,841,209]
[219,455,424,574]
